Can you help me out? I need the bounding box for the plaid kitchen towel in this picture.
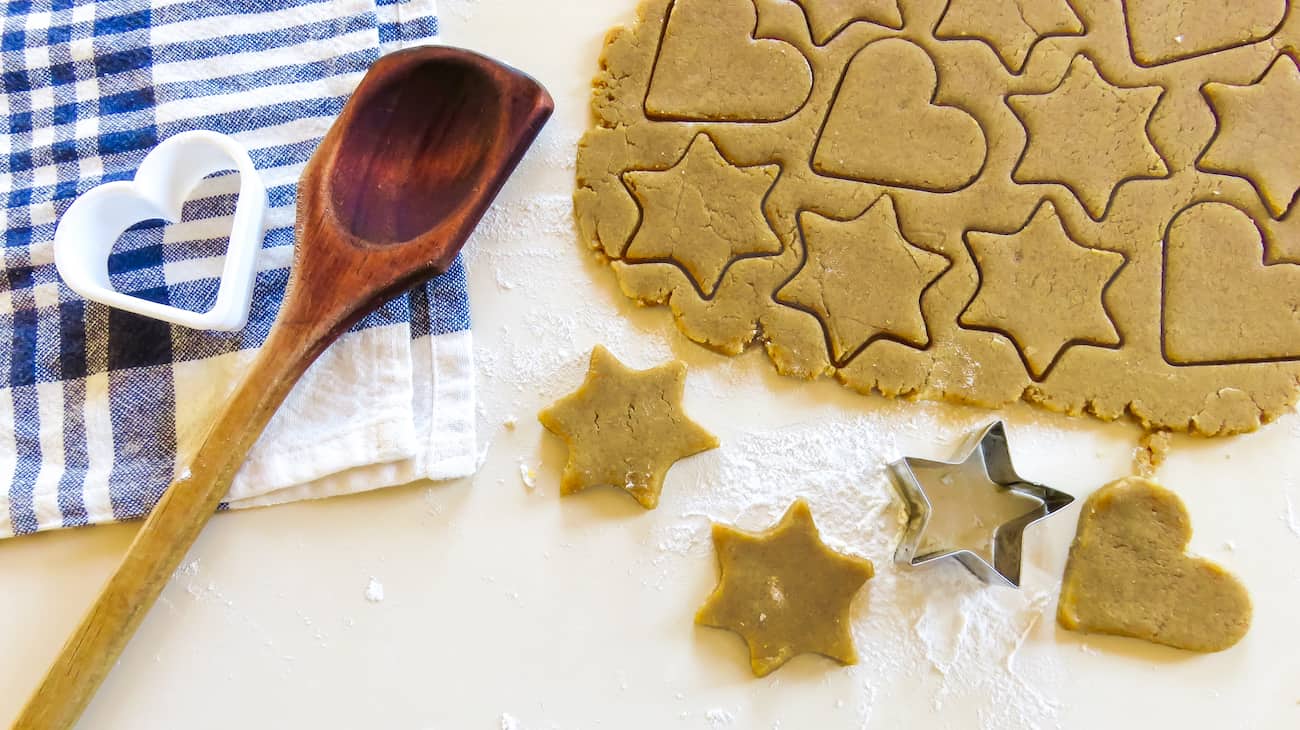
[0,0,477,539]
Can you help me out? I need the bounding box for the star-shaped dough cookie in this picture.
[538,346,718,509]
[623,134,782,296]
[959,201,1125,378]
[935,0,1083,72]
[696,499,875,677]
[777,195,950,364]
[1008,55,1168,219]
[1199,53,1300,218]
[794,0,902,44]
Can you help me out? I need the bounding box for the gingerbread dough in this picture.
[696,499,875,676]
[1058,477,1252,653]
[575,0,1300,435]
[538,346,717,509]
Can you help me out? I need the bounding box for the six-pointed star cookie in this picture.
[777,195,950,364]
[1199,53,1300,218]
[622,134,782,296]
[935,0,1083,72]
[696,499,875,677]
[1008,55,1168,219]
[795,0,903,43]
[538,346,718,509]
[960,201,1125,378]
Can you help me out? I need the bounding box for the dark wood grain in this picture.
[14,45,553,730]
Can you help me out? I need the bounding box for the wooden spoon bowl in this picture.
[16,46,552,730]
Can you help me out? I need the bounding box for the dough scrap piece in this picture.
[777,195,950,363]
[1199,53,1300,219]
[538,346,718,509]
[624,133,782,296]
[1007,55,1168,220]
[1123,0,1286,67]
[1058,477,1252,652]
[1162,202,1300,365]
[814,38,986,192]
[960,201,1125,379]
[575,0,1300,435]
[645,0,812,121]
[696,499,875,677]
[793,0,901,44]
[934,0,1083,72]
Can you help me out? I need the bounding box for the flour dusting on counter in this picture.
[1285,487,1300,538]
[364,577,384,603]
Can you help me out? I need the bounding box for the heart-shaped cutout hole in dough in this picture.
[55,131,267,331]
[1162,202,1300,365]
[813,38,986,192]
[1058,476,1251,652]
[1123,0,1286,66]
[645,0,813,122]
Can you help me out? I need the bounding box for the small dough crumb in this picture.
[1133,430,1173,477]
[1058,477,1251,652]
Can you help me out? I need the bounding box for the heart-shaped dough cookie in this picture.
[1162,202,1300,364]
[645,0,812,122]
[1124,0,1286,66]
[1058,477,1251,652]
[813,38,985,192]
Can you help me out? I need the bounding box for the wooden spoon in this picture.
[15,45,553,730]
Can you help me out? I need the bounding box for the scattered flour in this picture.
[519,462,538,490]
[364,577,385,603]
[1286,488,1300,538]
[499,712,521,730]
[704,708,735,726]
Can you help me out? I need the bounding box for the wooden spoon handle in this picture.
[13,323,323,730]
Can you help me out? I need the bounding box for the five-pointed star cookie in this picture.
[935,0,1082,72]
[538,346,718,509]
[777,195,950,364]
[1199,53,1300,218]
[959,201,1125,378]
[696,499,875,676]
[794,0,902,44]
[1008,55,1168,219]
[623,134,782,296]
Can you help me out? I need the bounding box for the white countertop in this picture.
[3,2,1299,727]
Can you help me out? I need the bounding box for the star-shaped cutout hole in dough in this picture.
[1199,53,1300,219]
[1008,55,1169,219]
[696,499,875,677]
[794,0,903,44]
[776,194,950,365]
[538,346,718,509]
[959,201,1126,379]
[622,134,782,297]
[934,0,1083,72]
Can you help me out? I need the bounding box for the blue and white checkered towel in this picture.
[0,0,477,539]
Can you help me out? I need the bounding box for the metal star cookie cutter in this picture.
[888,421,1074,587]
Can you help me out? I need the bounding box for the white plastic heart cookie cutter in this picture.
[54,130,267,331]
